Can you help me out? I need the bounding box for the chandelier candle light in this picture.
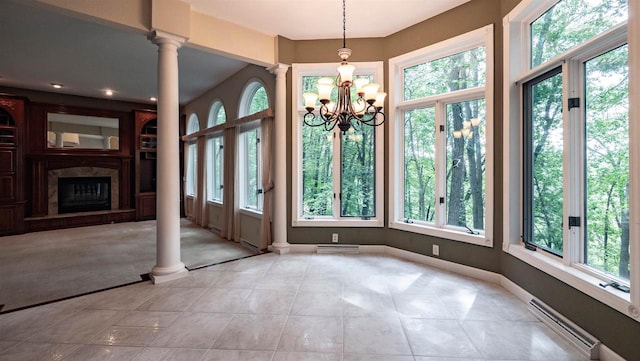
[453,117,480,139]
[302,0,386,133]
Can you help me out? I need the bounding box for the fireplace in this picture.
[58,176,111,214]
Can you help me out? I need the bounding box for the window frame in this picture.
[238,124,262,212]
[503,0,640,320]
[388,25,494,247]
[291,61,385,227]
[206,100,225,204]
[238,80,268,214]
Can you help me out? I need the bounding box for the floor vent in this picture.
[528,298,600,360]
[316,244,360,254]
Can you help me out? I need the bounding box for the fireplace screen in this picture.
[58,176,111,214]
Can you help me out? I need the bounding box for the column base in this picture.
[150,263,188,284]
[268,243,290,255]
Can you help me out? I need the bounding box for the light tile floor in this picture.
[0,253,590,361]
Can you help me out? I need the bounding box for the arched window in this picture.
[239,81,269,116]
[185,114,199,197]
[207,101,226,202]
[238,80,269,212]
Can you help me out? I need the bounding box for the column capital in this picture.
[147,30,187,48]
[268,63,290,76]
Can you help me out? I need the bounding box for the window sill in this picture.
[206,200,223,207]
[293,218,384,228]
[506,243,639,322]
[389,220,492,247]
[240,208,262,219]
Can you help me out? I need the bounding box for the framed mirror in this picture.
[47,112,119,150]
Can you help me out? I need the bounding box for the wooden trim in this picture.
[181,109,274,141]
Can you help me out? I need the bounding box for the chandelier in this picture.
[302,0,386,133]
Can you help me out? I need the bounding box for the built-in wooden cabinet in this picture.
[0,95,26,236]
[134,110,158,220]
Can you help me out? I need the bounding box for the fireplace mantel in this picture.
[25,154,134,231]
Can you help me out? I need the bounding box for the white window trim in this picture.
[291,61,385,227]
[388,25,494,247]
[503,0,640,321]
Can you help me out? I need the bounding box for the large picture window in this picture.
[292,62,384,227]
[389,25,494,246]
[504,0,637,318]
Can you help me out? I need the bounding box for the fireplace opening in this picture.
[58,176,111,214]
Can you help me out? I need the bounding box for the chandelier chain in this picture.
[342,0,346,48]
[301,0,387,133]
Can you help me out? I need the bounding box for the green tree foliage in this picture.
[585,45,629,279]
[529,0,629,278]
[249,87,268,114]
[528,71,564,253]
[402,46,486,230]
[531,0,627,68]
[404,108,436,222]
[301,75,376,218]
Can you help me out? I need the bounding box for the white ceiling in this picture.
[186,0,471,40]
[0,0,470,105]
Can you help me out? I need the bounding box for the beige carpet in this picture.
[0,219,256,312]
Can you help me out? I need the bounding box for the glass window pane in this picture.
[244,130,258,209]
[302,126,333,217]
[403,46,485,101]
[212,136,224,202]
[206,137,214,201]
[446,99,486,231]
[404,108,436,222]
[530,0,627,68]
[186,142,197,196]
[584,45,629,280]
[341,125,375,217]
[216,106,226,125]
[249,86,268,114]
[525,70,564,254]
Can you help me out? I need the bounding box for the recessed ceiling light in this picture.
[104,89,114,96]
[51,83,63,89]
[149,97,157,102]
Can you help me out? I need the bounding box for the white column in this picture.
[268,63,290,254]
[149,30,188,283]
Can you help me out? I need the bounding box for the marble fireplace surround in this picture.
[48,167,119,215]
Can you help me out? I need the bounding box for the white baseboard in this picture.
[384,246,502,284]
[500,276,534,304]
[599,345,626,361]
[288,244,317,253]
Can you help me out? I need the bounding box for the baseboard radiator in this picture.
[316,244,360,254]
[528,298,600,359]
[240,239,260,254]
